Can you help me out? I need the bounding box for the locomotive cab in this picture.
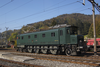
[65,26,86,55]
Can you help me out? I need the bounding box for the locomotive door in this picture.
[59,28,66,44]
[66,28,70,43]
[59,27,70,44]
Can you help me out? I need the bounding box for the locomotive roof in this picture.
[18,25,77,36]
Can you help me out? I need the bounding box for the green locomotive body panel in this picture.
[70,35,77,44]
[59,27,70,44]
[17,27,72,46]
[17,28,59,46]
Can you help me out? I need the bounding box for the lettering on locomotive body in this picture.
[55,40,58,41]
[32,40,33,42]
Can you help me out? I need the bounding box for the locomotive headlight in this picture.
[79,46,83,48]
[80,40,82,42]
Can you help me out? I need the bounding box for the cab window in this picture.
[70,26,78,35]
[66,29,69,34]
[22,36,24,39]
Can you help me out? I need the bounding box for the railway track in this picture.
[0,64,10,67]
[0,48,100,67]
[0,58,44,67]
[12,52,100,67]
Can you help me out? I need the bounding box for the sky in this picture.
[0,0,100,32]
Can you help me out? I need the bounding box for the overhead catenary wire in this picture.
[88,0,100,13]
[0,0,96,32]
[9,8,59,29]
[45,0,66,10]
[0,0,66,17]
[0,0,14,8]
[0,0,81,25]
[9,6,92,30]
[0,0,34,17]
[74,7,92,13]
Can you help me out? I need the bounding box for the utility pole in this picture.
[5,27,8,46]
[82,0,85,5]
[88,0,100,55]
[88,0,100,56]
[87,0,97,56]
[0,29,1,45]
[82,0,100,55]
[92,1,96,55]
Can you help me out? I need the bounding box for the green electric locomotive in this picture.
[17,25,86,55]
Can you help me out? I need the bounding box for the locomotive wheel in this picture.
[17,48,20,52]
[27,46,33,53]
[19,48,23,52]
[34,46,40,53]
[16,48,19,51]
[23,48,26,52]
[50,46,57,54]
[65,48,72,56]
[41,46,48,54]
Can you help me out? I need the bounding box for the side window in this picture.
[19,37,20,39]
[28,35,30,39]
[42,34,45,37]
[34,35,37,38]
[22,36,24,39]
[67,29,69,34]
[51,32,55,37]
[60,30,63,36]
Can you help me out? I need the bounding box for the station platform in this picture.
[0,52,34,62]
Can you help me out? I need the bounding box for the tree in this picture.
[39,25,49,30]
[88,24,93,38]
[51,18,57,26]
[83,22,90,35]
[8,32,18,47]
[88,15,100,38]
[95,15,100,38]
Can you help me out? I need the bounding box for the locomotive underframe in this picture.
[17,44,84,55]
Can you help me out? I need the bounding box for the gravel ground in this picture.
[24,59,99,67]
[0,58,99,67]
[0,60,27,67]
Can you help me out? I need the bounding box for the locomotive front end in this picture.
[65,26,86,55]
[77,35,86,52]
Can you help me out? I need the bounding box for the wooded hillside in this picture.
[0,13,100,46]
[26,13,93,35]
